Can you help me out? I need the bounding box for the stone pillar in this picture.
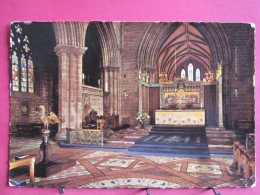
[114,68,119,115]
[75,48,86,129]
[139,80,142,113]
[54,44,87,140]
[109,68,113,116]
[218,76,224,127]
[69,50,76,128]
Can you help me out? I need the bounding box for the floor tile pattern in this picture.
[9,135,244,188]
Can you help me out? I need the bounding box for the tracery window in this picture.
[10,24,34,93]
[196,68,200,81]
[181,69,186,79]
[188,63,193,81]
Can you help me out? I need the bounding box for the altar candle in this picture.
[200,99,203,109]
[98,79,100,88]
[105,82,108,92]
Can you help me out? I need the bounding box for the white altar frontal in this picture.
[155,109,205,126]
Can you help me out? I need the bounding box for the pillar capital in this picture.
[54,44,87,57]
[101,66,120,72]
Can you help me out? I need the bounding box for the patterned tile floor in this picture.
[9,134,244,189]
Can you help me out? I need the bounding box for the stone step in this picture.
[208,138,233,145]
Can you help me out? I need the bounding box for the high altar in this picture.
[155,78,205,126]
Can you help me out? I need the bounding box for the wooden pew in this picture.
[232,133,255,186]
[243,153,255,185]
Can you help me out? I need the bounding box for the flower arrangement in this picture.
[135,112,150,126]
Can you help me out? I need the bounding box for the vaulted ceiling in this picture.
[157,23,213,80]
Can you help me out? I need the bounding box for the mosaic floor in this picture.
[9,135,244,189]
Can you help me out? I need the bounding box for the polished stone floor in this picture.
[9,130,244,189]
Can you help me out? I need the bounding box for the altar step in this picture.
[206,128,246,156]
[127,146,210,158]
[127,126,210,158]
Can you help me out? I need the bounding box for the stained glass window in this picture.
[10,24,34,93]
[21,54,27,92]
[11,51,19,91]
[188,63,193,81]
[181,69,186,79]
[196,68,200,81]
[28,57,34,93]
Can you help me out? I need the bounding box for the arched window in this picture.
[181,69,186,79]
[196,68,200,81]
[10,24,34,93]
[188,63,193,81]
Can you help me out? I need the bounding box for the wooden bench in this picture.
[16,123,44,135]
[236,120,253,130]
[232,134,255,186]
[9,156,36,184]
[243,153,255,185]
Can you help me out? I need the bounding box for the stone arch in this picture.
[93,22,120,68]
[91,22,121,116]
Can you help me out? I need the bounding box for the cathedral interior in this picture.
[9,22,255,188]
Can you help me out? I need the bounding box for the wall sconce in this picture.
[124,74,127,84]
[123,90,128,99]
[234,88,238,97]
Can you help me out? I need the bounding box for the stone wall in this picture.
[120,22,150,126]
[10,71,56,132]
[222,23,255,129]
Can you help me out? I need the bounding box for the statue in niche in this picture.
[143,71,147,82]
[146,73,149,83]
[138,69,142,80]
[159,72,169,82]
[216,63,222,80]
[204,70,214,82]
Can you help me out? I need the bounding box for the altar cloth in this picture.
[155,109,205,126]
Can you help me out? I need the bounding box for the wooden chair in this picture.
[97,119,105,130]
[9,156,36,184]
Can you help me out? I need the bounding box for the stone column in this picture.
[218,76,224,127]
[54,45,69,140]
[69,49,76,128]
[75,48,87,129]
[114,68,119,115]
[109,68,113,116]
[54,44,87,140]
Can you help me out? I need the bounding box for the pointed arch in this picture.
[137,22,231,83]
